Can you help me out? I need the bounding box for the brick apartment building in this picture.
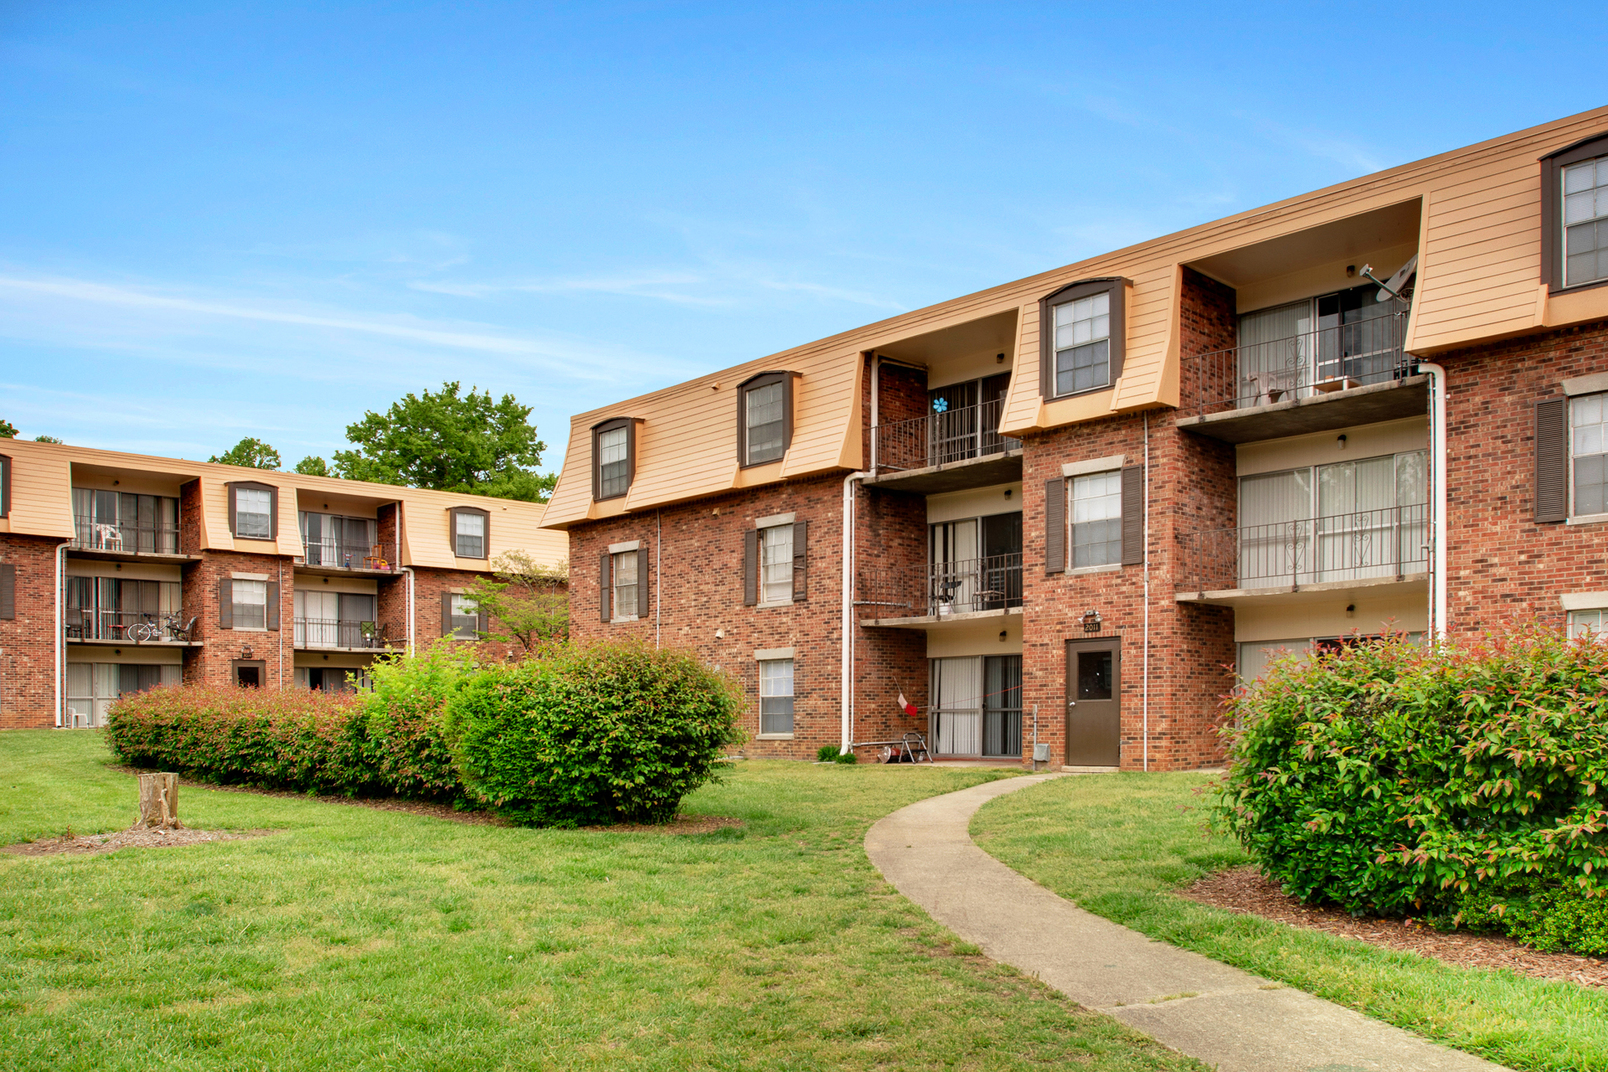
[0,440,567,729]
[540,107,1608,770]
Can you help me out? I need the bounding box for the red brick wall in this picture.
[568,473,929,758]
[185,551,294,688]
[408,566,522,660]
[0,535,64,728]
[1437,319,1608,634]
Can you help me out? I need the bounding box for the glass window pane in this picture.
[1565,160,1597,194]
[761,524,793,603]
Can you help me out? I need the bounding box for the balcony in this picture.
[295,537,397,577]
[65,609,200,646]
[1176,314,1427,443]
[294,617,387,650]
[866,397,1023,494]
[1177,504,1429,604]
[69,516,193,561]
[858,554,1023,627]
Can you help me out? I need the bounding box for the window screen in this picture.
[1565,156,1608,288]
[611,550,639,620]
[760,524,793,603]
[232,579,268,630]
[1053,292,1111,395]
[236,488,273,539]
[745,381,786,464]
[450,593,479,638]
[1574,393,1608,516]
[455,511,486,558]
[759,658,794,735]
[598,426,630,498]
[1070,471,1122,568]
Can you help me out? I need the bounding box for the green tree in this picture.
[332,382,554,501]
[464,552,569,652]
[0,418,16,439]
[293,455,330,476]
[209,437,283,470]
[35,435,62,444]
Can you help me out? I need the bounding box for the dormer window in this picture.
[1039,279,1127,400]
[449,506,489,559]
[592,417,636,501]
[737,372,795,467]
[226,481,278,541]
[1543,133,1608,292]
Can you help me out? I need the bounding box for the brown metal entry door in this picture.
[1065,638,1120,766]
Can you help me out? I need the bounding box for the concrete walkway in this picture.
[865,774,1511,1072]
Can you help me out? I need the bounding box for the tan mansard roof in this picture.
[0,438,567,570]
[540,106,1608,529]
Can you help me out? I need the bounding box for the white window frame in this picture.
[1563,155,1608,289]
[757,657,794,738]
[235,487,273,540]
[454,510,486,559]
[1070,470,1122,569]
[597,425,631,499]
[611,550,639,622]
[1570,391,1608,520]
[744,380,787,465]
[758,523,793,605]
[232,578,268,631]
[449,593,480,639]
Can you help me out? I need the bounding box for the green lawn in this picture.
[971,772,1608,1072]
[0,732,1204,1072]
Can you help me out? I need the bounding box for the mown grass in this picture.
[0,731,1205,1072]
[971,772,1608,1072]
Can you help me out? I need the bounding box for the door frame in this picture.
[1064,636,1121,766]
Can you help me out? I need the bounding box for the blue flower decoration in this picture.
[932,398,949,413]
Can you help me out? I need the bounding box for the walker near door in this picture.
[1064,637,1119,766]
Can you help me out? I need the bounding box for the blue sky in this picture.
[1,2,1602,477]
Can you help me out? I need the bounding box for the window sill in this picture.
[1067,563,1122,575]
[611,615,639,624]
[231,625,269,633]
[1043,384,1114,403]
[234,535,275,543]
[756,733,795,741]
[1567,513,1608,526]
[755,599,794,610]
[1550,276,1608,297]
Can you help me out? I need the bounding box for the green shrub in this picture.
[1445,876,1608,955]
[105,641,481,800]
[447,641,744,826]
[817,744,841,762]
[1213,629,1608,919]
[834,751,858,765]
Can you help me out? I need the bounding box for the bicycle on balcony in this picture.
[126,613,195,643]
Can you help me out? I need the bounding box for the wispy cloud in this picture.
[1237,113,1390,175]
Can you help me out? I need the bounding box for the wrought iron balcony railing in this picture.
[870,396,1021,473]
[857,553,1023,620]
[1184,313,1412,418]
[1177,504,1429,593]
[293,617,385,649]
[71,515,181,555]
[64,609,191,642]
[300,537,390,569]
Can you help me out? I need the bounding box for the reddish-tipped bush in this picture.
[1213,628,1608,946]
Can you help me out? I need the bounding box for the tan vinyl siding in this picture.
[542,106,1608,527]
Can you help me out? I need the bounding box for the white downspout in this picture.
[841,470,868,754]
[655,508,662,649]
[400,567,416,651]
[1418,362,1449,640]
[55,540,70,727]
[870,354,880,475]
[1142,411,1150,773]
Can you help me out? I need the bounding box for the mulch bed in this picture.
[2,827,277,857]
[106,766,740,835]
[1180,865,1608,989]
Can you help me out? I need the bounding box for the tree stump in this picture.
[137,773,181,829]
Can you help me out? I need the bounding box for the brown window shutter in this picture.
[0,563,14,619]
[599,551,612,622]
[269,488,278,541]
[218,577,233,629]
[1121,465,1145,566]
[1535,397,1568,523]
[478,604,489,636]
[226,484,238,537]
[792,520,808,602]
[442,590,454,636]
[266,582,280,630]
[0,453,11,517]
[743,529,759,605]
[1044,478,1066,574]
[636,547,651,619]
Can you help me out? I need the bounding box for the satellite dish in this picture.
[1376,254,1418,302]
